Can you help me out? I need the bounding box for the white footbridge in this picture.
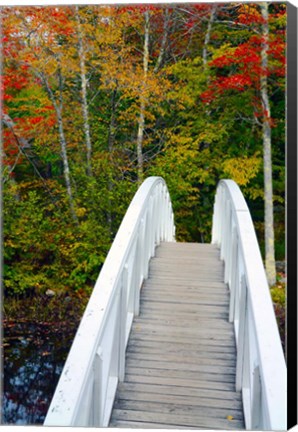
[44,177,286,430]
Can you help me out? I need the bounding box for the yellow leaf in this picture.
[227,415,234,421]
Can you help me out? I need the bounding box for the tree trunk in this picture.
[75,6,92,176]
[136,10,150,185]
[202,4,217,71]
[154,8,169,73]
[108,89,117,153]
[260,2,276,286]
[107,89,118,234]
[56,108,78,222]
[42,72,78,223]
[201,5,217,151]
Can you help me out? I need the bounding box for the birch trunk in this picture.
[136,10,150,185]
[154,8,169,73]
[56,112,77,218]
[107,89,117,234]
[260,2,276,286]
[75,6,92,176]
[202,4,217,71]
[108,89,117,153]
[201,5,217,150]
[42,72,78,223]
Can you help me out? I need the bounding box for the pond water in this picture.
[2,321,75,424]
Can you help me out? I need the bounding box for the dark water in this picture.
[2,321,74,424]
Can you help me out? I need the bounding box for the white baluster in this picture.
[93,347,103,426]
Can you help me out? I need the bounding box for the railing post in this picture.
[134,234,142,317]
[138,218,145,288]
[236,275,248,391]
[229,229,238,323]
[251,365,262,429]
[143,212,150,279]
[93,347,103,426]
[119,265,128,382]
[149,194,156,258]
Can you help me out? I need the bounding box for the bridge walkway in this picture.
[109,242,245,429]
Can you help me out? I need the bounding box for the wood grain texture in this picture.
[109,242,244,429]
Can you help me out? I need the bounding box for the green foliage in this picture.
[3,180,111,296]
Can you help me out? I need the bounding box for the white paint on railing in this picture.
[212,179,286,430]
[43,177,175,426]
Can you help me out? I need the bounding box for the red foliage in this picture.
[217,74,252,90]
[29,116,44,125]
[123,5,158,14]
[236,13,265,25]
[211,55,234,68]
[200,89,215,104]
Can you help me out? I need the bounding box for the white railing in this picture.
[212,179,286,430]
[44,176,175,426]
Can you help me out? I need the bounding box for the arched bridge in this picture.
[44,177,286,430]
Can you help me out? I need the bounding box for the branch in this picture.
[2,117,59,204]
[214,19,261,35]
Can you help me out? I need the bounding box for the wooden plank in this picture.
[149,263,223,271]
[114,389,243,412]
[142,290,230,301]
[144,275,228,290]
[154,245,219,254]
[142,288,228,299]
[154,258,221,264]
[126,344,237,361]
[127,338,236,353]
[125,358,236,375]
[133,315,234,330]
[148,273,225,282]
[140,287,229,298]
[155,242,218,248]
[138,309,229,321]
[129,333,236,349]
[139,300,229,312]
[117,382,242,402]
[152,261,221,266]
[124,373,237,392]
[142,283,229,293]
[131,321,234,337]
[125,366,236,384]
[153,255,222,263]
[113,399,244,421]
[130,330,234,342]
[139,295,229,307]
[109,420,198,429]
[138,308,229,321]
[125,351,236,366]
[140,296,227,307]
[111,409,244,430]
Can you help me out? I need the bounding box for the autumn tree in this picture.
[199,3,286,284]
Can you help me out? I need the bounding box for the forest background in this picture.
[2,2,286,345]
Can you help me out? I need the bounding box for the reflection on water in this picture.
[2,321,75,424]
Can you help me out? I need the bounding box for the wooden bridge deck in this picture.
[109,242,244,429]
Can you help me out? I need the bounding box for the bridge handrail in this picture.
[44,176,175,426]
[212,179,286,430]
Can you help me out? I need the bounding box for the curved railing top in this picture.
[212,179,286,430]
